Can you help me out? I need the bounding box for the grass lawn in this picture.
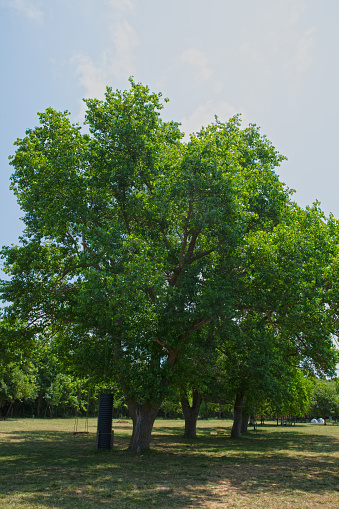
[0,417,338,508]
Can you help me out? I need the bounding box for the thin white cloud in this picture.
[110,21,139,79]
[73,53,107,100]
[284,27,315,98]
[178,48,213,82]
[107,0,135,11]
[5,0,44,23]
[72,20,139,119]
[180,101,245,139]
[72,53,107,121]
[238,1,315,97]
[294,27,315,74]
[287,2,306,26]
[157,46,214,93]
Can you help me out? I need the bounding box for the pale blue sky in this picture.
[1,0,339,252]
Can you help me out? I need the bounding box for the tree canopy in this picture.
[1,79,338,450]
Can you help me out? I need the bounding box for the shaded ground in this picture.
[0,418,338,508]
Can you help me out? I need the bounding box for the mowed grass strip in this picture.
[0,418,338,508]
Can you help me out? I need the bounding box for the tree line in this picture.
[1,79,339,450]
[1,349,338,425]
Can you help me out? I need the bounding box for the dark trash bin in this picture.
[96,393,113,450]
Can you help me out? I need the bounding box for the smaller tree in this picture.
[176,325,223,438]
[44,373,80,417]
[217,312,296,438]
[309,380,339,421]
[280,371,314,419]
[0,362,38,417]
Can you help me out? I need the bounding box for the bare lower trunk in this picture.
[181,390,202,438]
[231,393,244,438]
[126,399,160,452]
[36,395,42,418]
[5,402,14,419]
[241,413,249,434]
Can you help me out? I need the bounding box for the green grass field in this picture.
[0,417,338,508]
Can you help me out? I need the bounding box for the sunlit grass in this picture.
[0,417,338,508]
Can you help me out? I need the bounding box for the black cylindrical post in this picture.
[96,393,113,450]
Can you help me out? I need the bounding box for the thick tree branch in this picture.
[192,317,212,331]
[188,241,223,264]
[153,337,179,366]
[179,199,194,266]
[145,286,156,303]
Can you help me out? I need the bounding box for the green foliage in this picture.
[0,314,37,369]
[160,392,182,418]
[279,371,314,417]
[238,204,339,376]
[1,79,337,438]
[44,373,79,415]
[309,379,339,418]
[0,362,38,409]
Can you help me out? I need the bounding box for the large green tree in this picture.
[1,79,322,451]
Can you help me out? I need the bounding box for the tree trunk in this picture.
[5,402,14,419]
[231,393,244,438]
[241,413,249,434]
[36,395,42,418]
[181,390,202,438]
[126,399,160,452]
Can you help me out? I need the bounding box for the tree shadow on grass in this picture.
[0,427,338,508]
[152,423,339,455]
